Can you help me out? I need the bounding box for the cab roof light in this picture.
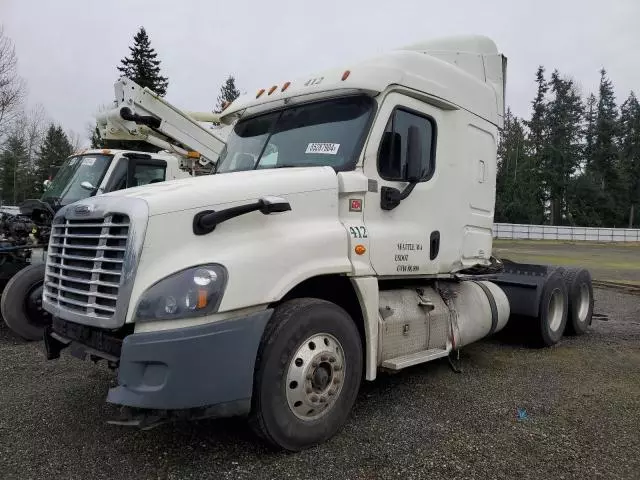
[187,151,200,159]
[341,70,351,81]
[281,81,291,92]
[221,100,232,111]
[268,85,278,95]
[256,88,266,98]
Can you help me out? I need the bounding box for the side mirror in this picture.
[405,125,423,183]
[80,181,95,191]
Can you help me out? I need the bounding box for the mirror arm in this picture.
[380,182,417,211]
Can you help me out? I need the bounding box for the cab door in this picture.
[362,92,443,276]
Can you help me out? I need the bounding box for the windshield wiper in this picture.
[272,163,327,169]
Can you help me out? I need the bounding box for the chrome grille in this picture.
[44,214,130,319]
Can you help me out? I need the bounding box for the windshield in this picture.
[42,154,113,206]
[216,95,374,173]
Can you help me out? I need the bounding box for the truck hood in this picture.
[102,166,339,216]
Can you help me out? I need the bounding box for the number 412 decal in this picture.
[349,226,367,238]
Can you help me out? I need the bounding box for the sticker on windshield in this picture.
[81,157,96,166]
[305,143,340,155]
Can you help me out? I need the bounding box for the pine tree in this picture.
[215,75,241,113]
[496,109,531,222]
[90,27,169,151]
[117,27,168,96]
[0,134,28,204]
[587,69,623,225]
[522,66,549,223]
[583,93,597,170]
[618,91,640,227]
[36,124,74,193]
[544,70,584,225]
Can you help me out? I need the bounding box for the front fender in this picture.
[126,188,351,322]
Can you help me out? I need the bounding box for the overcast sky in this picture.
[2,0,639,146]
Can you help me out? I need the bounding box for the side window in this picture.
[378,108,435,182]
[132,163,166,187]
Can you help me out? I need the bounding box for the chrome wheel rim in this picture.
[577,283,591,323]
[285,333,345,421]
[548,288,565,332]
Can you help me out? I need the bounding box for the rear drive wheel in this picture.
[535,269,569,347]
[1,263,50,341]
[250,298,363,451]
[561,267,594,335]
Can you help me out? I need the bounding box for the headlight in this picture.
[135,264,228,322]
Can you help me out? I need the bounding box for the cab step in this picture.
[381,348,450,371]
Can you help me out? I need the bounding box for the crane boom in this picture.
[96,78,228,170]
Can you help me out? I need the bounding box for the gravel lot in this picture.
[1,285,638,480]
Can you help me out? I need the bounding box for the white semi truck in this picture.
[41,35,593,451]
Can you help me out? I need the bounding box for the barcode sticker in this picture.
[305,143,340,155]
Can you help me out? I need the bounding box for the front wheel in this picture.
[250,298,363,451]
[1,263,50,341]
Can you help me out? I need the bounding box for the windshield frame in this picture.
[215,93,378,174]
[41,153,114,207]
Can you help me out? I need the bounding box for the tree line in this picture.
[497,66,640,228]
[0,25,240,205]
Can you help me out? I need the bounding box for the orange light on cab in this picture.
[197,290,208,309]
[281,81,291,92]
[341,70,351,81]
[256,88,265,98]
[268,85,278,95]
[355,244,366,255]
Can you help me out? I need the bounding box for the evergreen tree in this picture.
[496,109,536,223]
[90,27,169,151]
[214,75,241,113]
[36,124,74,193]
[544,70,584,225]
[588,69,622,225]
[117,27,168,96]
[583,93,597,169]
[522,66,549,222]
[618,91,640,227]
[0,134,28,204]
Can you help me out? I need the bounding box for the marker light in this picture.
[268,85,278,95]
[256,88,266,98]
[341,70,351,81]
[281,81,291,92]
[355,244,366,255]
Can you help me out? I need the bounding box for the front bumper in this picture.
[47,309,272,413]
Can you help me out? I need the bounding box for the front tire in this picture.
[250,298,363,451]
[1,263,50,341]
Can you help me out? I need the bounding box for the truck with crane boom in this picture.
[1,83,229,340]
[40,35,593,451]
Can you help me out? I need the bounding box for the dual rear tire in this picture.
[535,266,593,347]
